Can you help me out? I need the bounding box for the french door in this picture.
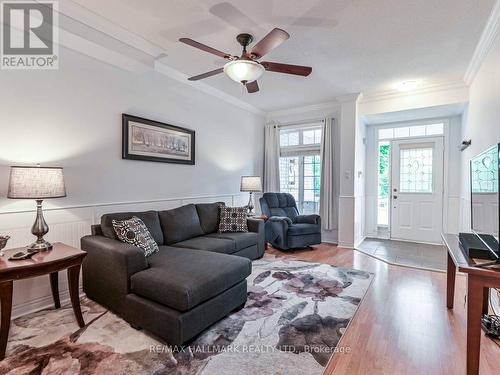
[390,137,444,243]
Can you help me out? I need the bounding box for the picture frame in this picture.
[122,114,195,165]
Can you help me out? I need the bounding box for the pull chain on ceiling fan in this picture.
[179,28,312,93]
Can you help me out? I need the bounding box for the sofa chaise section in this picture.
[81,202,265,345]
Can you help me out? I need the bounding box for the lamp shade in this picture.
[240,176,262,192]
[224,60,265,83]
[7,166,66,199]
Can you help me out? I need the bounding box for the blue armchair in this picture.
[259,192,321,250]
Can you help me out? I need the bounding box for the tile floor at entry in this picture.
[357,238,447,271]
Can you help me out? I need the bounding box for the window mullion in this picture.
[299,156,305,212]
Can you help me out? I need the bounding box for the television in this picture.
[469,143,500,260]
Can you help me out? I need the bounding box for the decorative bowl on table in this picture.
[0,235,10,256]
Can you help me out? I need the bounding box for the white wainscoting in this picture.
[338,196,355,248]
[0,193,249,318]
[460,197,472,233]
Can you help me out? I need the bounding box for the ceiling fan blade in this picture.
[187,68,224,81]
[179,38,231,59]
[261,61,312,76]
[250,28,290,58]
[246,80,259,93]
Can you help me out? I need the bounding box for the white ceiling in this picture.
[71,0,495,112]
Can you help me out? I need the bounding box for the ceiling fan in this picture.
[179,28,312,93]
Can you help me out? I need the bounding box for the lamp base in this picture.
[28,240,53,252]
[29,200,52,252]
[247,192,255,216]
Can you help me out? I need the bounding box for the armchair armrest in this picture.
[81,235,149,308]
[266,216,293,250]
[269,216,293,226]
[294,214,321,225]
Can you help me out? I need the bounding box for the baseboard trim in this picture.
[337,241,354,249]
[321,240,338,245]
[12,287,84,319]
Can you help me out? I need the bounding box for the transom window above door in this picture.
[378,123,444,140]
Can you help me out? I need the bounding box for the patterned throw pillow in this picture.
[112,216,159,257]
[218,206,248,233]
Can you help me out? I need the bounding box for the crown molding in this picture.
[359,81,468,104]
[45,0,165,57]
[43,0,264,117]
[464,0,500,85]
[266,100,340,119]
[336,93,361,104]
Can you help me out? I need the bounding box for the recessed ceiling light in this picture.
[396,80,420,92]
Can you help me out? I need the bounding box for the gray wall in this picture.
[0,47,265,212]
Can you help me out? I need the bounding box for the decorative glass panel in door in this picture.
[399,147,433,193]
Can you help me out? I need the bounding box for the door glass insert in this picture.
[303,155,321,214]
[279,156,299,201]
[400,147,433,193]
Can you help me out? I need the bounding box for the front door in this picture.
[390,137,444,243]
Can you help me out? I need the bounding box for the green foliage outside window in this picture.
[379,144,390,198]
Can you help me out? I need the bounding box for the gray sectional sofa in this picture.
[80,202,265,345]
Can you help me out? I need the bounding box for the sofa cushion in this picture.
[196,202,225,234]
[112,216,159,257]
[174,236,236,255]
[159,204,204,245]
[101,211,164,245]
[131,246,251,311]
[206,232,258,251]
[288,223,321,236]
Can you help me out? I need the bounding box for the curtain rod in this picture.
[275,118,326,128]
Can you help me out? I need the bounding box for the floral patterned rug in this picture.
[2,256,373,375]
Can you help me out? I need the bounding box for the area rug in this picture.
[2,256,373,375]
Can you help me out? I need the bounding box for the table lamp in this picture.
[7,166,66,251]
[240,176,262,216]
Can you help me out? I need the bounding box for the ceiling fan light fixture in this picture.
[224,60,265,84]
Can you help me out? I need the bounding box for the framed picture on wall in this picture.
[122,114,195,165]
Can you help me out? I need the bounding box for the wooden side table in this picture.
[442,233,500,375]
[0,242,86,360]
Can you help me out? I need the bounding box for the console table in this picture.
[443,233,500,375]
[0,242,86,360]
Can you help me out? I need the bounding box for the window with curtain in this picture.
[279,123,322,214]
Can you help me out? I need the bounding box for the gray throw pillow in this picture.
[112,216,159,257]
[218,206,248,233]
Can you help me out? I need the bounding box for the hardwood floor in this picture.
[267,243,500,375]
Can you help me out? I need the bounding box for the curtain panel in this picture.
[263,121,280,192]
[320,117,337,230]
